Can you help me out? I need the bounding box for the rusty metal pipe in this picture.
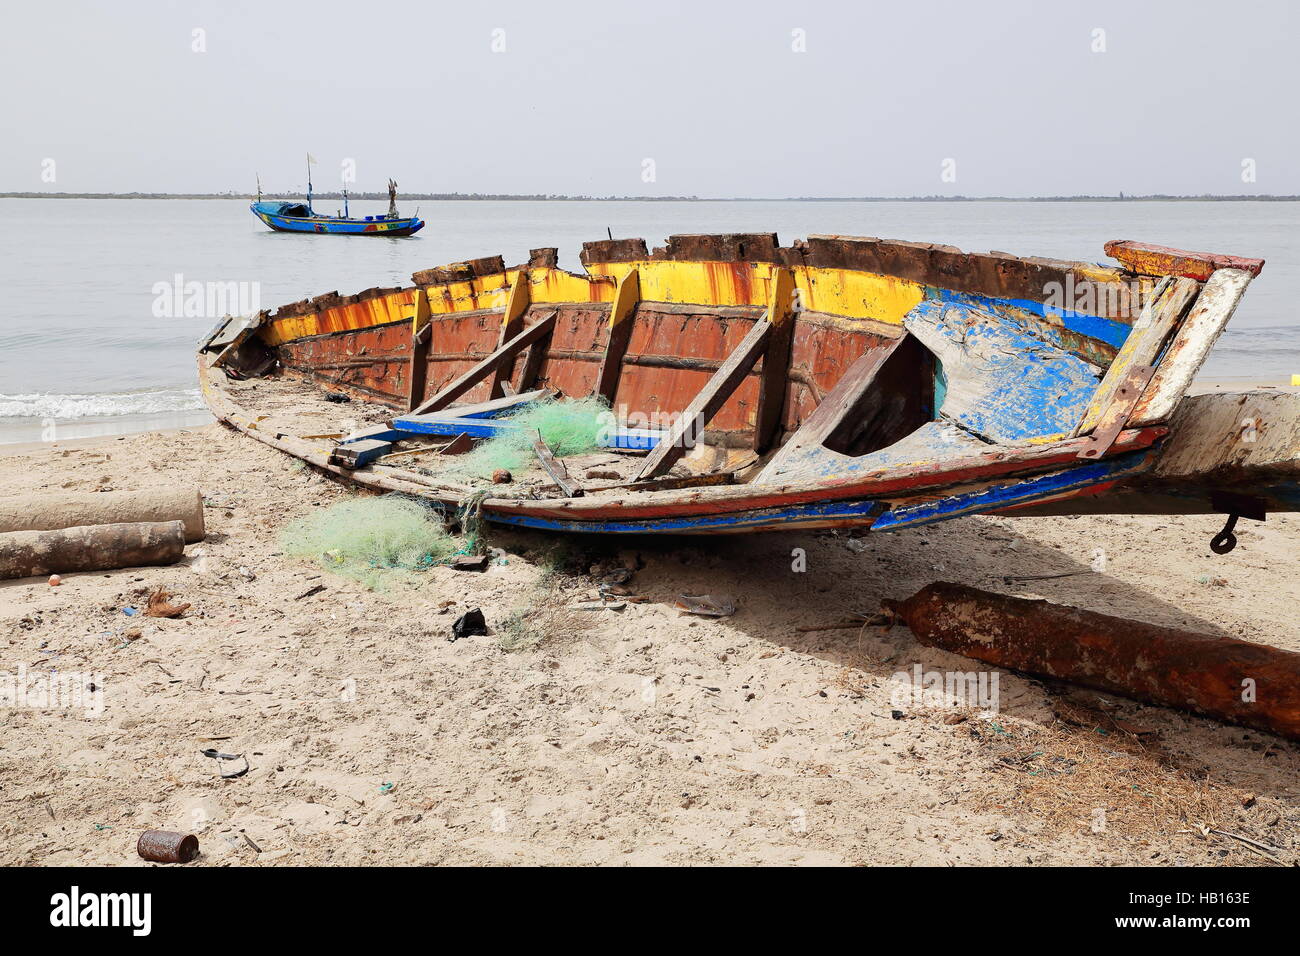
[882,582,1300,741]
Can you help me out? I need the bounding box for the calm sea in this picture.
[1,198,1297,444]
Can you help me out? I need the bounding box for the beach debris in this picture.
[294,584,326,600]
[324,391,351,403]
[144,588,190,619]
[137,830,200,864]
[574,600,626,611]
[451,608,487,641]
[200,748,250,779]
[491,469,513,484]
[122,606,139,617]
[450,553,490,572]
[237,566,256,582]
[883,581,1300,742]
[676,593,736,617]
[0,486,206,543]
[48,574,61,586]
[0,520,187,580]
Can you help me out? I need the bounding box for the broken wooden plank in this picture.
[1076,276,1195,435]
[596,268,640,404]
[1130,268,1255,426]
[532,432,584,498]
[1076,364,1156,459]
[406,289,432,411]
[602,471,735,493]
[753,267,796,453]
[1104,240,1265,281]
[409,311,557,416]
[634,318,774,481]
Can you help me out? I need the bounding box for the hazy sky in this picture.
[3,0,1297,197]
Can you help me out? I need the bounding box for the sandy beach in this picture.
[2,414,1298,867]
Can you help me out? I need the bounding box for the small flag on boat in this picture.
[306,153,318,165]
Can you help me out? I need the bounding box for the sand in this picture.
[2,422,1298,866]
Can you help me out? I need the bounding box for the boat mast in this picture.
[305,152,315,215]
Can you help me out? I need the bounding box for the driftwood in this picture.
[883,582,1300,742]
[0,487,205,543]
[0,520,186,579]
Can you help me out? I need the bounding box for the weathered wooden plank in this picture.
[596,268,640,403]
[1130,269,1255,426]
[408,311,557,416]
[405,289,432,412]
[1076,276,1184,434]
[1104,240,1265,281]
[1076,364,1157,460]
[633,318,774,480]
[489,273,533,399]
[753,267,796,453]
[410,388,550,422]
[532,432,584,498]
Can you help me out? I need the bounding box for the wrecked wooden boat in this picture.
[198,233,1297,544]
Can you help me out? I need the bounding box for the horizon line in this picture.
[3,191,1299,203]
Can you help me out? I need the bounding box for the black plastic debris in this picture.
[450,554,490,572]
[323,392,351,403]
[450,608,487,641]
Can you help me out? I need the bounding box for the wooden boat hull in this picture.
[250,202,424,237]
[198,233,1293,538]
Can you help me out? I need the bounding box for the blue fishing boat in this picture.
[251,160,424,237]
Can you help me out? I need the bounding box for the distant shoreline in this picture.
[4,192,1300,202]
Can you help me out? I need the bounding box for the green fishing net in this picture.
[446,396,611,480]
[281,495,459,589]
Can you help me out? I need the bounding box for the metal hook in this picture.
[1210,514,1240,554]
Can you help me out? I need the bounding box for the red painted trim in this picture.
[486,428,1168,522]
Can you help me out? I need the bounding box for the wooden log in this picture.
[0,487,205,543]
[883,582,1300,741]
[0,520,186,580]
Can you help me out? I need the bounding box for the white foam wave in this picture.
[0,387,204,419]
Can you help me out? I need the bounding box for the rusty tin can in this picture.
[137,830,199,864]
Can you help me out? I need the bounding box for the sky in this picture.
[2,0,1297,197]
